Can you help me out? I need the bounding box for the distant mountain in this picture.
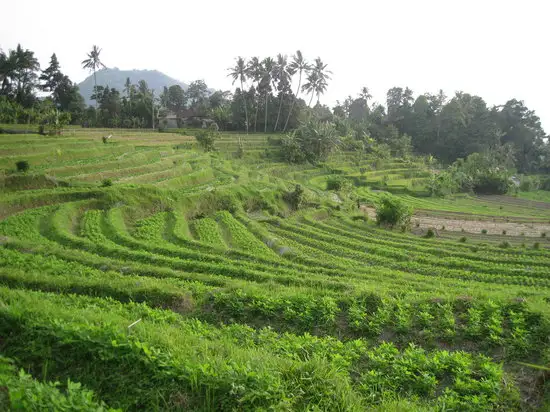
[77,68,188,105]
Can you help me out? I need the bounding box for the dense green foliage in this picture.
[375,193,413,228]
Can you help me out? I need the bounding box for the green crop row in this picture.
[266,219,550,289]
[215,210,276,256]
[0,287,521,411]
[191,216,227,248]
[0,356,117,411]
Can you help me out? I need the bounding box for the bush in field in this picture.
[280,120,339,164]
[519,175,540,192]
[472,172,511,195]
[101,178,113,187]
[326,176,352,192]
[15,160,30,173]
[284,184,305,210]
[424,228,436,238]
[375,193,412,229]
[194,125,219,152]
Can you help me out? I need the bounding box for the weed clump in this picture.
[459,236,467,243]
[101,179,113,187]
[424,228,435,238]
[481,229,488,234]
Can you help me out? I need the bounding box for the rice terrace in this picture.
[1,41,550,411]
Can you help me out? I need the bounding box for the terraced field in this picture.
[1,128,550,410]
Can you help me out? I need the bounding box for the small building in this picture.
[159,108,217,129]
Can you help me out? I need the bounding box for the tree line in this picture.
[1,43,548,174]
[328,87,547,173]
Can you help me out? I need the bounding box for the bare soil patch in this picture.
[361,206,550,237]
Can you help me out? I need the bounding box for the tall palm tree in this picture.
[81,45,106,109]
[227,57,249,134]
[302,70,318,107]
[246,57,263,132]
[304,57,332,107]
[283,51,310,132]
[260,57,275,133]
[273,54,290,132]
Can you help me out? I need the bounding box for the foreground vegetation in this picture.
[1,126,550,411]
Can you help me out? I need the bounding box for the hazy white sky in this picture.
[2,0,548,130]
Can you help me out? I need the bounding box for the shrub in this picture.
[351,214,368,222]
[502,230,507,235]
[424,228,435,238]
[541,232,547,238]
[101,179,113,187]
[194,125,219,152]
[533,242,540,250]
[280,120,339,164]
[459,236,467,243]
[519,175,540,192]
[15,160,30,173]
[472,173,511,195]
[499,241,510,249]
[375,194,412,229]
[326,176,352,192]
[481,229,488,234]
[284,184,305,210]
[441,225,445,231]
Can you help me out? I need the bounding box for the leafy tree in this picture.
[0,44,40,107]
[39,53,63,93]
[437,92,499,163]
[81,45,106,108]
[187,80,209,113]
[165,85,186,115]
[495,99,546,172]
[228,57,249,134]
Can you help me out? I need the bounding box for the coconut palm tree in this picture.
[303,57,332,107]
[227,57,249,134]
[81,45,106,109]
[302,70,318,108]
[246,57,263,132]
[259,57,275,133]
[283,50,310,132]
[273,54,291,132]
